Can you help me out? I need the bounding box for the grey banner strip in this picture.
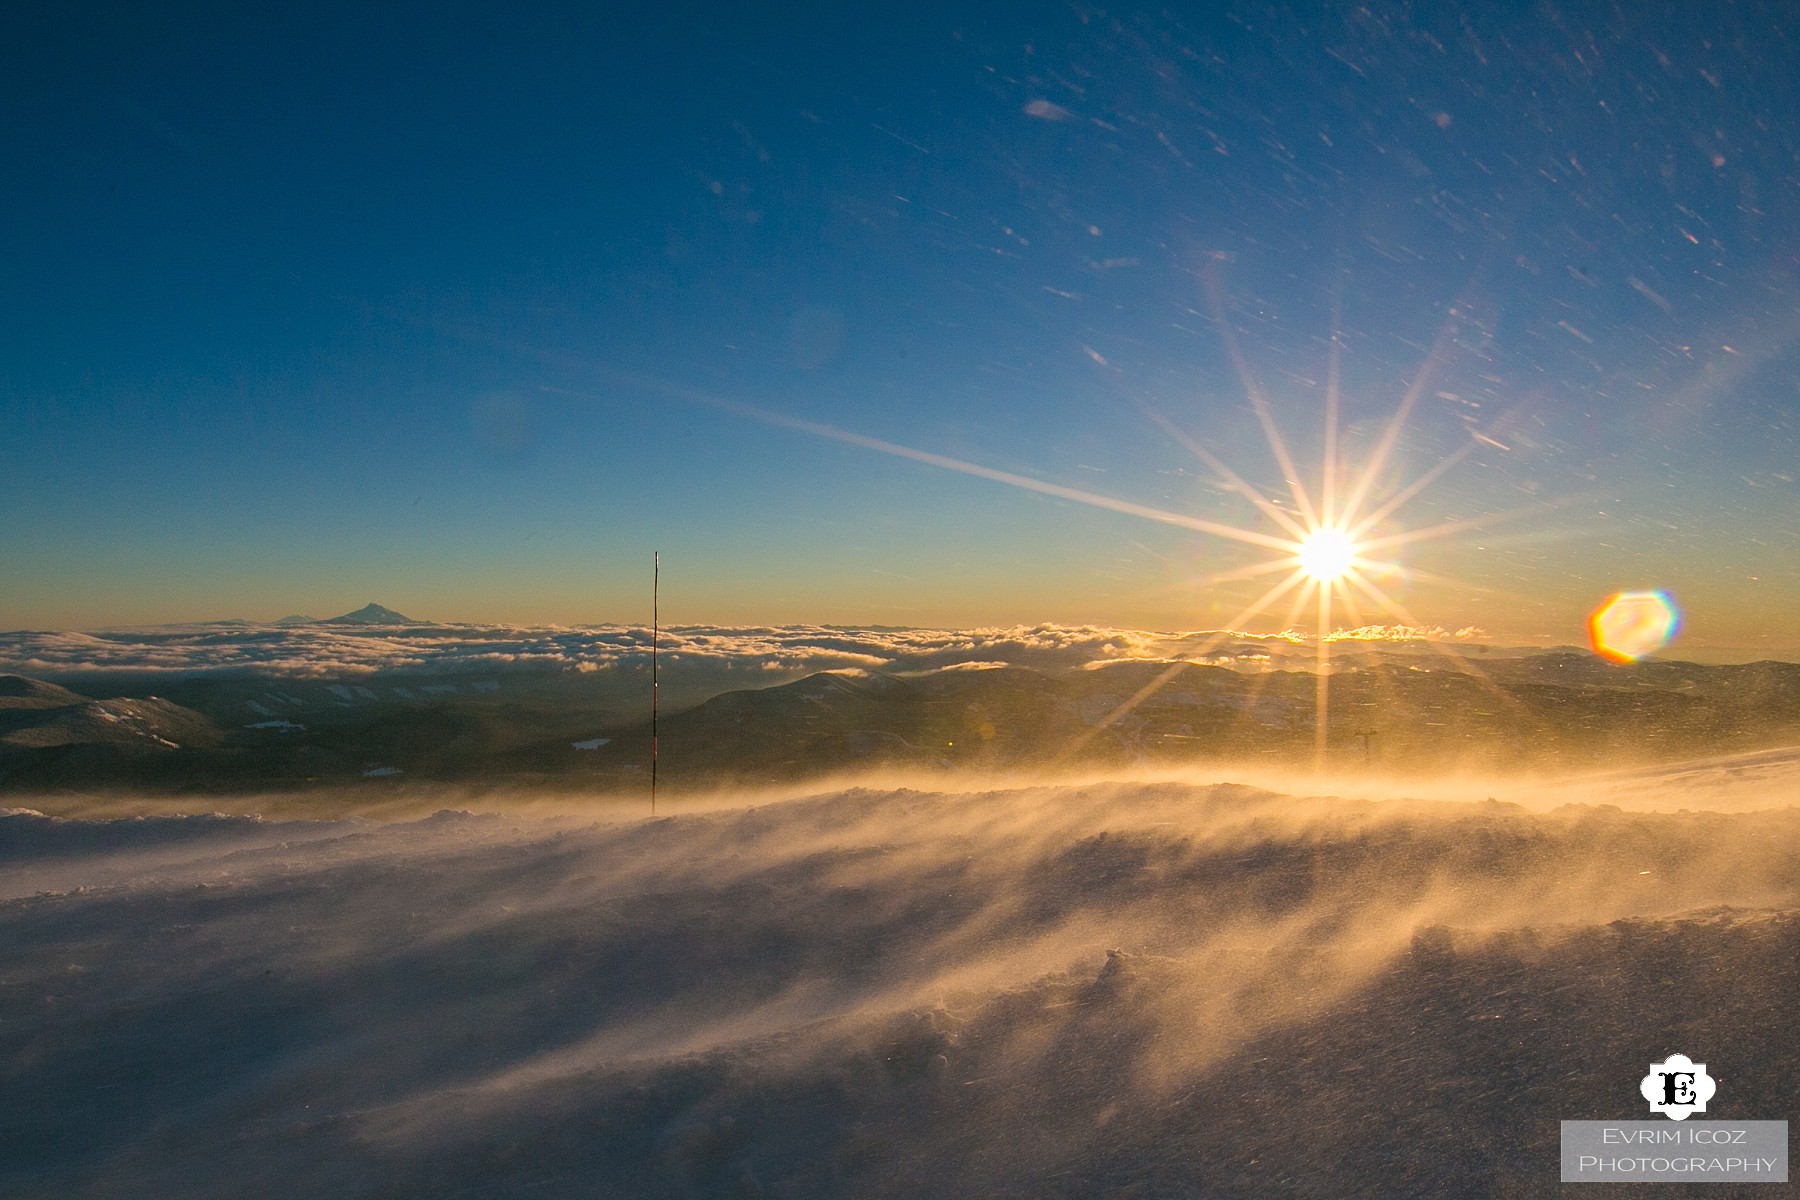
[1562,1121,1788,1183]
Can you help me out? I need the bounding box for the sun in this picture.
[1297,526,1358,583]
[643,273,1517,771]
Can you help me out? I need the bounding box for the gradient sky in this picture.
[3,2,1797,652]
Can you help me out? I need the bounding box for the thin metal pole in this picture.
[658,550,666,816]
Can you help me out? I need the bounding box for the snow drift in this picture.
[5,770,1798,1197]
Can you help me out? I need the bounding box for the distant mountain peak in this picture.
[274,614,320,626]
[321,602,421,626]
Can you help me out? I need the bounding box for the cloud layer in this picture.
[0,622,1373,681]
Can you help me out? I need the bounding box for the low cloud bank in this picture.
[0,622,1352,681]
[1326,623,1486,642]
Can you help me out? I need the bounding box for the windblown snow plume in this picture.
[6,770,1799,1197]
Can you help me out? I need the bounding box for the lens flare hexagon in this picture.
[1587,590,1680,663]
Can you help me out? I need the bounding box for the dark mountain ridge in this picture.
[2,651,1799,795]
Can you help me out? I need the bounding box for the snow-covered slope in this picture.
[4,775,1798,1197]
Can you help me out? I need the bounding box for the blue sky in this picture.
[3,2,1797,651]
